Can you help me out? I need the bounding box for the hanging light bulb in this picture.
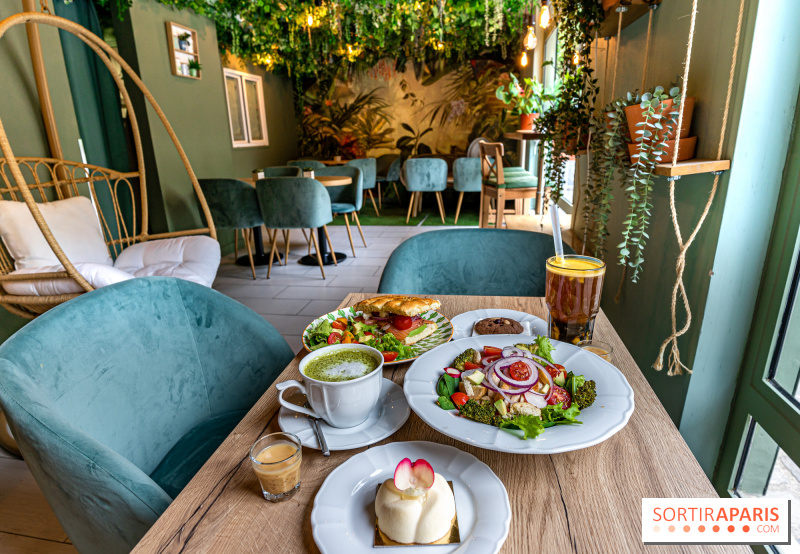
[572,51,580,65]
[307,13,314,27]
[524,26,537,50]
[520,51,529,67]
[539,2,550,29]
[436,40,444,50]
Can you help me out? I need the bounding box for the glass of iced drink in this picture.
[250,432,302,502]
[545,255,606,345]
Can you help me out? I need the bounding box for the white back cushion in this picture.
[1,263,133,296]
[114,236,220,287]
[0,196,112,269]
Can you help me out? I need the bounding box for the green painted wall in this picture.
[0,3,83,342]
[581,0,800,475]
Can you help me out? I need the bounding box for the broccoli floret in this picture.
[573,380,596,409]
[453,348,478,371]
[459,399,498,425]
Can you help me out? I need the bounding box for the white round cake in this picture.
[375,472,456,544]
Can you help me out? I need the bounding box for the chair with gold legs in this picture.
[346,158,379,216]
[452,157,482,224]
[315,166,366,256]
[478,142,538,229]
[401,158,448,224]
[255,177,334,279]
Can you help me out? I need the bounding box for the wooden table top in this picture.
[243,175,352,187]
[504,130,545,141]
[132,294,746,554]
[320,159,348,165]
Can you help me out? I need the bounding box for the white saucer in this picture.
[311,441,511,554]
[278,378,410,451]
[450,308,548,340]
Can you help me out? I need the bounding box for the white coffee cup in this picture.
[276,344,384,428]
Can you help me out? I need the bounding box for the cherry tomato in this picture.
[508,361,532,381]
[547,385,572,409]
[482,354,501,365]
[327,332,342,345]
[331,321,347,331]
[545,364,567,383]
[463,361,481,371]
[382,351,399,362]
[335,317,348,326]
[483,346,503,357]
[393,315,413,330]
[342,331,355,344]
[450,392,469,408]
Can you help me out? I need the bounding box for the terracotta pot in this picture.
[624,97,695,143]
[519,113,539,131]
[627,136,697,164]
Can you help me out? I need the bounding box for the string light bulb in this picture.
[572,51,580,65]
[520,51,528,67]
[307,13,314,26]
[436,40,444,50]
[539,2,550,28]
[524,26,537,50]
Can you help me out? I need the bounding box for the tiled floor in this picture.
[0,218,574,552]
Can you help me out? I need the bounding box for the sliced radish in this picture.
[444,367,461,378]
[394,458,435,495]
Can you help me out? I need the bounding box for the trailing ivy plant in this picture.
[618,85,681,281]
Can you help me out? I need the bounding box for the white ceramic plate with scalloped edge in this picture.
[404,335,635,454]
[311,441,510,554]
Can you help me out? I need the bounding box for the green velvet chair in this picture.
[345,158,379,216]
[375,154,401,207]
[198,178,264,279]
[452,157,482,224]
[401,158,448,224]
[0,277,294,554]
[378,229,576,296]
[254,166,302,178]
[315,166,366,256]
[256,177,334,278]
[288,160,326,170]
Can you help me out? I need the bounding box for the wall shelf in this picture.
[654,159,731,177]
[599,1,660,39]
[166,21,201,79]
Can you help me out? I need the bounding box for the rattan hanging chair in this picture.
[0,12,218,319]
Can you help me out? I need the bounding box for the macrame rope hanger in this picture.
[653,0,746,375]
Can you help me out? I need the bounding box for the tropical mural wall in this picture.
[298,58,519,160]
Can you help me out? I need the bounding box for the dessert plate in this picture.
[404,335,635,454]
[449,308,548,340]
[311,441,510,554]
[278,378,409,451]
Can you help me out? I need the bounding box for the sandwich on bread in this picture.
[354,295,441,346]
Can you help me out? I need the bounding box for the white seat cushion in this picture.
[1,263,133,296]
[113,236,220,287]
[0,197,112,269]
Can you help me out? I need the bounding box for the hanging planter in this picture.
[624,96,695,141]
[623,95,697,162]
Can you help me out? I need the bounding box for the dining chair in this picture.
[254,166,302,178]
[345,158,379,216]
[255,177,335,279]
[479,141,538,229]
[288,160,326,170]
[378,229,575,296]
[315,166,367,256]
[0,277,294,554]
[198,178,264,279]
[452,157,482,224]
[401,158,448,224]
[375,154,401,208]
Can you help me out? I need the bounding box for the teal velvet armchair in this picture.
[345,158,379,216]
[452,157,482,224]
[401,158,448,224]
[0,277,294,554]
[198,178,264,279]
[315,166,367,255]
[378,229,576,296]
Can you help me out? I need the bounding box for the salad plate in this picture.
[403,335,635,454]
[278,378,410,451]
[311,441,510,554]
[302,306,453,365]
[449,308,548,341]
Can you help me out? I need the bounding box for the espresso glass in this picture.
[250,432,302,502]
[545,255,606,345]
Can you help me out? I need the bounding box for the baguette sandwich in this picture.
[354,295,441,346]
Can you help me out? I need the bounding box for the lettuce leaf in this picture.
[498,415,545,439]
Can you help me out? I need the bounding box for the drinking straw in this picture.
[550,201,564,263]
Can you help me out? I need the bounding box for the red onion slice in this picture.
[528,366,554,397]
[501,346,526,358]
[481,355,500,367]
[492,357,539,388]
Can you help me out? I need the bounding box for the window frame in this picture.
[222,67,269,148]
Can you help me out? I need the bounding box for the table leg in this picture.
[299,227,346,266]
[236,226,282,266]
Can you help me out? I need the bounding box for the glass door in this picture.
[714,99,800,552]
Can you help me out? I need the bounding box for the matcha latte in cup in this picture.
[276,344,384,428]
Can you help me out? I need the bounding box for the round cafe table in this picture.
[299,175,352,267]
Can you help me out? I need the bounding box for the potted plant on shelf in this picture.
[495,73,549,131]
[188,59,202,78]
[177,32,191,52]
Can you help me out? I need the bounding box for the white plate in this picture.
[302,307,454,365]
[278,378,410,451]
[311,441,510,554]
[449,308,548,340]
[404,335,635,454]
